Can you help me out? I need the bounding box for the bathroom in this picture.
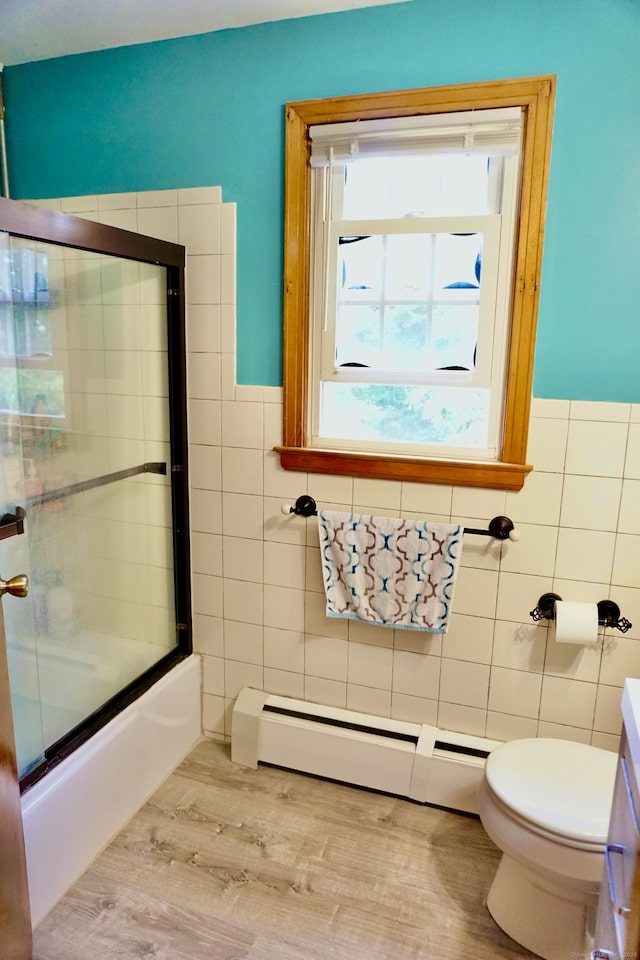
[1,0,639,957]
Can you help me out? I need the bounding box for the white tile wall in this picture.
[47,187,639,752]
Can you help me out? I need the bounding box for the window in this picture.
[0,244,65,419]
[278,76,555,490]
[310,108,521,462]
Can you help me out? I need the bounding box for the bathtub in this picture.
[21,654,201,926]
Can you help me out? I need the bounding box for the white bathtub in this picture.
[21,654,201,926]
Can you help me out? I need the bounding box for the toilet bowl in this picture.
[477,738,617,960]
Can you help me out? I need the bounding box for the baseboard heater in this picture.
[231,687,502,815]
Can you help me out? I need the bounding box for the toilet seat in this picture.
[485,737,616,847]
[481,780,605,852]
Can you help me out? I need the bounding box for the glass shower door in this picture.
[0,228,45,778]
[0,204,189,785]
[0,312,33,955]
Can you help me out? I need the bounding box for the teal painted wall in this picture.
[4,0,640,398]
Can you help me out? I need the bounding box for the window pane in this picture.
[0,249,53,358]
[0,368,65,417]
[342,154,492,219]
[384,234,431,299]
[336,232,481,373]
[431,305,478,370]
[434,233,482,300]
[320,382,490,448]
[335,304,381,366]
[339,235,382,300]
[385,305,428,356]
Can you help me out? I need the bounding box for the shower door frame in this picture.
[0,196,192,793]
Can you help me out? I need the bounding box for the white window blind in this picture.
[309,107,523,166]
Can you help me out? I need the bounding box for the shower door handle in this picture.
[0,507,25,541]
[0,574,28,599]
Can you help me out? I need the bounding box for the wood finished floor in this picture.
[32,739,536,960]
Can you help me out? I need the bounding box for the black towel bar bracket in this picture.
[530,592,632,633]
[281,496,521,542]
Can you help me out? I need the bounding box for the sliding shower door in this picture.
[0,225,47,779]
[0,199,190,787]
[0,245,35,954]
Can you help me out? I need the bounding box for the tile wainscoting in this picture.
[34,187,640,752]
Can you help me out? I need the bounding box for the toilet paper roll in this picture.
[554,601,599,645]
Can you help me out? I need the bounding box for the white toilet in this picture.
[477,737,617,960]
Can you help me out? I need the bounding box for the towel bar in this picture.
[281,496,521,542]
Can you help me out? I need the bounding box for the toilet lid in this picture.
[484,738,617,845]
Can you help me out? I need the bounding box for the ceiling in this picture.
[0,0,412,66]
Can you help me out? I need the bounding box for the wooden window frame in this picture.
[276,75,555,491]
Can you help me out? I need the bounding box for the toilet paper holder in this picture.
[530,593,632,633]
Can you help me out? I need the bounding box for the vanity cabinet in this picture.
[593,679,640,959]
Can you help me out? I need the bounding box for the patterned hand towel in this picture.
[318,510,463,634]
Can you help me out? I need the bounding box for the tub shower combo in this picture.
[0,196,196,956]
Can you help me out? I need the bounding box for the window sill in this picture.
[274,445,531,491]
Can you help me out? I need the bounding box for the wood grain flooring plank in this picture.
[33,739,536,960]
[246,934,339,960]
[175,744,405,827]
[32,872,254,960]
